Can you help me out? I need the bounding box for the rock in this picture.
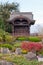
[1,48,10,54]
[0,60,14,65]
[37,55,43,62]
[24,52,37,60]
[15,48,21,55]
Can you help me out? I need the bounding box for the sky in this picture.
[0,0,43,33]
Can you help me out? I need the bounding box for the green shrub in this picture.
[0,36,3,42]
[0,29,9,37]
[5,35,15,43]
[13,42,21,48]
[28,36,41,42]
[16,37,28,41]
[13,55,39,65]
[16,36,41,42]
[0,44,12,50]
[12,47,16,52]
[0,29,15,42]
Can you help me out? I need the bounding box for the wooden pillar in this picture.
[12,21,14,36]
[28,26,30,35]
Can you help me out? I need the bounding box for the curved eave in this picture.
[30,20,35,25]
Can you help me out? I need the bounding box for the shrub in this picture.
[0,44,12,50]
[21,42,43,53]
[0,29,16,42]
[28,36,41,42]
[16,36,41,42]
[0,36,3,42]
[16,36,28,41]
[13,42,21,48]
[5,35,15,43]
[21,42,29,51]
[0,29,9,37]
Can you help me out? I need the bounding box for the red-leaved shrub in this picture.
[21,42,43,52]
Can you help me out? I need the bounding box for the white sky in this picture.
[0,0,43,33]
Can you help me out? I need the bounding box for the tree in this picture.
[3,2,19,12]
[0,2,19,32]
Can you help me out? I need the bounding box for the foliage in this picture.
[13,42,21,48]
[5,35,14,43]
[0,2,19,32]
[0,3,10,31]
[12,55,42,65]
[0,29,17,43]
[6,23,12,33]
[0,29,9,42]
[0,29,9,36]
[0,36,3,42]
[0,29,13,42]
[0,54,43,65]
[12,47,16,52]
[0,43,12,50]
[21,49,28,54]
[28,36,41,42]
[16,36,28,41]
[0,18,5,30]
[16,36,41,42]
[21,42,43,53]
[1,2,19,12]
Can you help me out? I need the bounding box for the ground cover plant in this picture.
[0,54,43,65]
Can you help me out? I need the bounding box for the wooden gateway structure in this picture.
[8,12,35,36]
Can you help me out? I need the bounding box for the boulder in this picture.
[0,60,14,65]
[37,55,43,62]
[24,52,37,60]
[15,48,21,55]
[1,48,10,54]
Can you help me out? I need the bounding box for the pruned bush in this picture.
[28,36,41,42]
[16,36,28,41]
[16,36,41,42]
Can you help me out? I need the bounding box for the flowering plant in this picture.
[21,42,43,52]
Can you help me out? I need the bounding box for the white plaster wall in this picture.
[10,12,33,20]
